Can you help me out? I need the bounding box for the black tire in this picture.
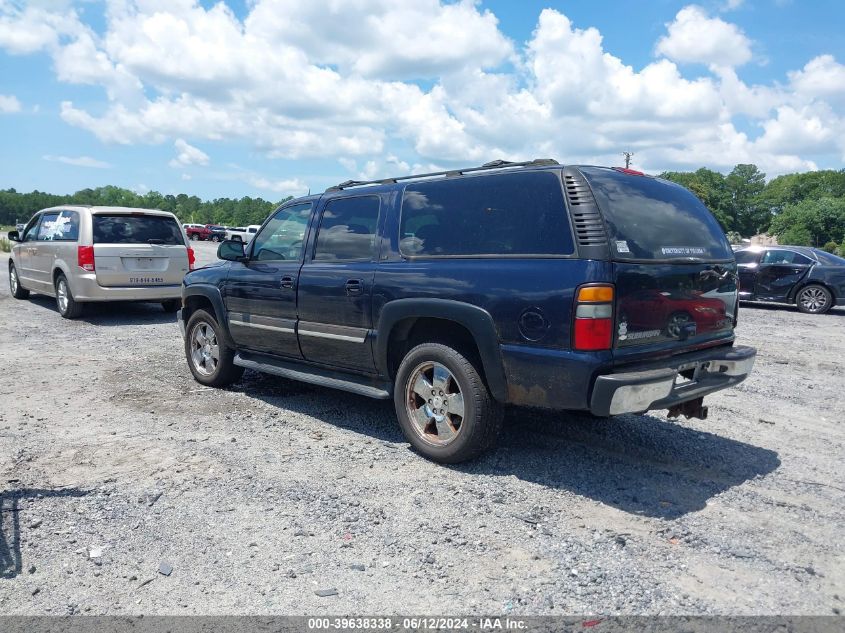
[9,263,29,299]
[796,284,833,314]
[190,233,199,241]
[185,309,244,387]
[394,342,503,464]
[54,273,83,319]
[161,299,180,313]
[211,235,220,243]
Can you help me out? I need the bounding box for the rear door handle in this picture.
[280,275,295,290]
[345,278,364,296]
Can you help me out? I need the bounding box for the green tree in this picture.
[725,164,767,236]
[769,197,845,247]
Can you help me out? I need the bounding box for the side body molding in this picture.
[375,298,508,401]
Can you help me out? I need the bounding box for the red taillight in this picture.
[77,245,95,271]
[187,247,196,270]
[573,284,614,351]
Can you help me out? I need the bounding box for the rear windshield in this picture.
[400,171,573,257]
[580,167,733,261]
[93,215,184,245]
[814,249,845,265]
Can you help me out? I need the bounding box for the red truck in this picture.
[183,223,228,242]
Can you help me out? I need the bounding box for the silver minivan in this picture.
[7,206,194,318]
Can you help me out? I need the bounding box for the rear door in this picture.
[296,195,382,373]
[754,249,813,301]
[92,213,189,288]
[577,167,737,359]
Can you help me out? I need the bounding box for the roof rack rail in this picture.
[325,158,559,192]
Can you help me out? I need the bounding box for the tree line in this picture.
[660,165,845,255]
[3,165,845,254]
[0,185,290,229]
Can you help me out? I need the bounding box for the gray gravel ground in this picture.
[2,240,843,615]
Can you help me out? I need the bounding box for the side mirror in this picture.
[7,230,20,242]
[218,239,246,262]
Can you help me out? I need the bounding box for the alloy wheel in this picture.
[56,279,69,313]
[10,267,18,294]
[799,287,829,313]
[405,361,465,446]
[190,321,220,376]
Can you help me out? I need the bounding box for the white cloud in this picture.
[789,55,845,99]
[2,1,844,180]
[43,154,111,168]
[0,93,21,113]
[169,138,210,168]
[656,5,752,68]
[248,175,308,196]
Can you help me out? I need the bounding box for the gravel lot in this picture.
[2,240,843,615]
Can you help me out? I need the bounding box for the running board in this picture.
[234,352,392,400]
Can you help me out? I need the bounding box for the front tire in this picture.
[9,263,29,299]
[796,284,832,314]
[394,343,503,463]
[185,309,244,387]
[190,233,199,241]
[55,273,83,319]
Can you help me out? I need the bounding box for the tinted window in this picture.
[733,250,760,264]
[36,210,79,241]
[251,203,311,261]
[581,167,733,261]
[314,196,380,261]
[761,250,813,265]
[400,171,573,257]
[93,215,184,245]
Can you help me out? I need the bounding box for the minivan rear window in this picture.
[400,171,574,257]
[580,167,733,261]
[93,215,184,245]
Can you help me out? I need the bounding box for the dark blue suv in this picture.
[178,159,756,463]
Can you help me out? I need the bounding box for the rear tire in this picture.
[796,284,832,314]
[190,233,199,241]
[9,263,29,299]
[55,273,83,319]
[394,342,503,464]
[161,299,180,313]
[185,309,244,387]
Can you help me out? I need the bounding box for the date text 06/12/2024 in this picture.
[307,618,529,630]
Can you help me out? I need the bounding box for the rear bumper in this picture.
[590,344,756,416]
[72,272,182,302]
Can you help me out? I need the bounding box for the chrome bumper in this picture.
[590,345,756,417]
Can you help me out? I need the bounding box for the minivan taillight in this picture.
[77,246,95,272]
[573,285,614,351]
[187,247,196,270]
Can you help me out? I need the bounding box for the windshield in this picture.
[93,215,184,245]
[579,167,733,262]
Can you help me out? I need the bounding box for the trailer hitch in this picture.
[667,397,708,420]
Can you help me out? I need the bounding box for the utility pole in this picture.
[622,151,634,169]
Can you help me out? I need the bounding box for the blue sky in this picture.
[1,0,844,202]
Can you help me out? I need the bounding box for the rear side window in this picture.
[93,215,184,245]
[400,171,573,257]
[314,196,380,261]
[36,210,79,241]
[580,167,733,261]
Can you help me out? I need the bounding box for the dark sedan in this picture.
[735,245,845,314]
